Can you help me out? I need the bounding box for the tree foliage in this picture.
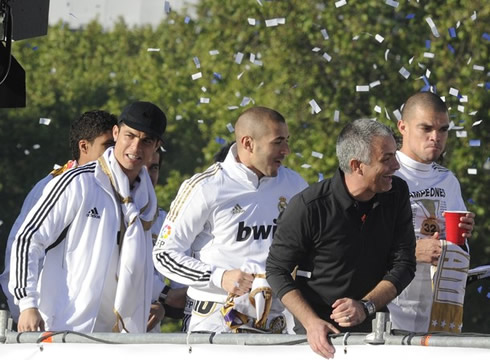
[0,0,488,331]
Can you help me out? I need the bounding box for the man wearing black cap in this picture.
[9,101,167,333]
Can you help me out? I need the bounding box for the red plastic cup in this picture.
[443,211,468,245]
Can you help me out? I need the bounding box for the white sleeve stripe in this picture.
[13,164,96,300]
[167,164,221,222]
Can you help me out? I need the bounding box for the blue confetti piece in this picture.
[32,46,38,51]
[485,82,490,90]
[478,286,483,293]
[483,33,490,41]
[467,198,475,205]
[469,139,481,147]
[318,173,324,182]
[422,75,430,87]
[213,72,222,80]
[421,85,430,92]
[184,16,191,24]
[215,137,226,145]
[448,27,456,38]
[405,13,415,20]
[447,44,455,54]
[425,40,431,49]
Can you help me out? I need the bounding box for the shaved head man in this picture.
[388,92,475,334]
[153,106,307,334]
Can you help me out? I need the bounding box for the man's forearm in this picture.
[281,289,320,329]
[363,280,397,310]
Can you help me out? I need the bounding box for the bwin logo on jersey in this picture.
[86,207,100,219]
[236,219,277,242]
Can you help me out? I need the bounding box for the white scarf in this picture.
[99,148,157,333]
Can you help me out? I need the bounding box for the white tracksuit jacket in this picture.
[9,159,153,332]
[388,151,468,332]
[153,144,308,304]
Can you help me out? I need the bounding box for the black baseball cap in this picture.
[119,101,167,141]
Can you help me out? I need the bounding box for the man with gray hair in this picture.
[266,118,416,359]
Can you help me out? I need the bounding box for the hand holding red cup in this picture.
[443,211,474,245]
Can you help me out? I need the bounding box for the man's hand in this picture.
[147,301,165,331]
[460,212,475,239]
[416,232,441,265]
[330,298,366,327]
[305,317,339,359]
[221,269,254,296]
[18,308,45,332]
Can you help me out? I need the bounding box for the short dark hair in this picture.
[69,110,117,161]
[401,91,448,121]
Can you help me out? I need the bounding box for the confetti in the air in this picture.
[248,18,256,26]
[321,29,329,40]
[399,67,410,79]
[226,123,234,133]
[39,118,51,125]
[467,168,477,175]
[309,99,322,114]
[322,52,332,62]
[301,164,312,169]
[356,85,370,92]
[449,27,457,38]
[335,0,347,8]
[200,97,210,104]
[449,87,459,97]
[312,151,324,159]
[385,0,399,7]
[370,80,381,88]
[209,50,219,56]
[147,48,160,52]
[456,131,467,138]
[191,72,202,80]
[425,17,440,37]
[374,105,382,113]
[472,120,483,127]
[469,140,481,147]
[424,52,435,58]
[473,65,484,71]
[235,52,244,64]
[375,34,384,43]
[334,110,340,122]
[193,57,201,68]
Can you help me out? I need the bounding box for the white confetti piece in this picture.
[385,0,399,7]
[312,47,321,52]
[235,52,244,64]
[456,131,467,138]
[193,57,201,68]
[459,95,468,103]
[393,109,402,120]
[237,71,244,80]
[248,18,256,26]
[469,111,478,116]
[228,106,239,110]
[309,99,322,114]
[374,105,382,113]
[399,67,410,79]
[197,119,204,124]
[424,52,435,58]
[353,35,360,41]
[335,0,347,8]
[200,97,210,104]
[457,105,465,113]
[176,115,183,121]
[408,56,414,64]
[473,64,484,71]
[256,0,263,6]
[147,48,160,52]
[201,86,207,92]
[39,118,51,125]
[321,29,329,40]
[240,97,252,107]
[356,85,370,92]
[471,11,477,21]
[425,17,440,37]
[191,72,202,80]
[24,149,30,155]
[322,52,332,62]
[277,18,286,25]
[312,151,324,159]
[369,80,381,88]
[472,120,482,127]
[334,110,340,122]
[0,220,3,227]
[301,164,312,169]
[384,108,391,120]
[449,87,459,97]
[250,53,256,63]
[265,19,278,27]
[467,168,477,175]
[426,69,431,78]
[209,49,220,55]
[226,123,235,133]
[375,34,384,43]
[32,144,40,150]
[384,49,390,61]
[295,153,303,158]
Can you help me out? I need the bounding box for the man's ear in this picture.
[78,139,89,155]
[241,135,254,153]
[349,159,363,175]
[397,119,406,135]
[112,124,119,142]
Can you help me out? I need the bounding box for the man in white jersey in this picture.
[388,91,475,333]
[0,110,116,325]
[9,101,166,333]
[153,106,308,333]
